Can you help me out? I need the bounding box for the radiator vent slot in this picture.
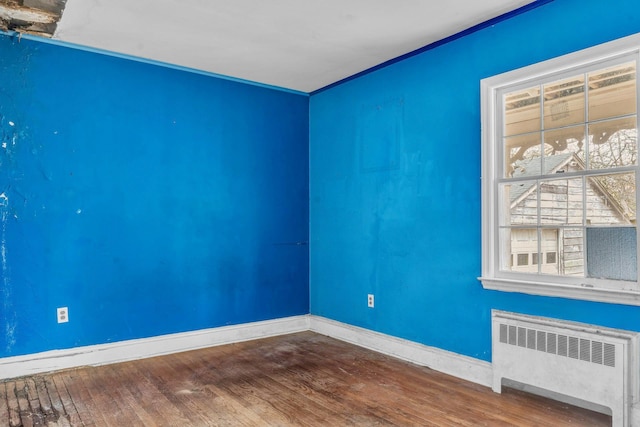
[558,335,567,356]
[605,343,616,368]
[498,322,615,368]
[546,333,556,354]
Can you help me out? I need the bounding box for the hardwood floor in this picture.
[0,331,611,426]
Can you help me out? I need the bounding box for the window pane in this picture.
[586,173,636,224]
[540,228,559,274]
[504,86,541,137]
[505,133,541,178]
[588,61,636,121]
[559,228,585,277]
[544,75,585,130]
[543,126,586,166]
[546,251,557,264]
[503,181,538,225]
[588,117,637,169]
[508,228,538,273]
[587,227,637,281]
[540,178,583,225]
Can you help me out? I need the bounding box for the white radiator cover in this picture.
[492,310,639,427]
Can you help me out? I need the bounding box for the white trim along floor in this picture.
[0,314,637,423]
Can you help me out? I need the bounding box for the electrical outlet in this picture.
[367,294,374,308]
[57,307,69,323]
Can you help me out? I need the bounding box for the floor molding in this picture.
[0,315,310,380]
[0,315,493,385]
[309,316,493,387]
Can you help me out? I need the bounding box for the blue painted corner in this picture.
[309,0,640,361]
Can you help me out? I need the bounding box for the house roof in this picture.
[509,152,634,223]
[510,153,573,203]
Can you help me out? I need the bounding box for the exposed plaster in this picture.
[0,0,66,37]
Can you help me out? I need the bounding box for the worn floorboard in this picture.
[0,332,611,426]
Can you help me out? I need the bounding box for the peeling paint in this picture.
[0,192,15,352]
[0,194,10,270]
[4,322,16,351]
[0,4,55,23]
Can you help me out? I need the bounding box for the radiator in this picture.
[492,310,639,427]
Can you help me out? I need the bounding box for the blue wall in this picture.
[0,35,309,357]
[309,0,640,361]
[3,0,640,365]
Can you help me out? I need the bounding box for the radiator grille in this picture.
[498,323,615,367]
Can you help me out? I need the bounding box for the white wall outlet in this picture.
[367,294,374,308]
[57,307,69,323]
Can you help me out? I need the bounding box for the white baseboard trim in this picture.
[309,316,493,387]
[1,313,492,391]
[0,315,310,380]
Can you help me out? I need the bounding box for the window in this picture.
[546,252,557,265]
[517,253,529,266]
[481,33,640,305]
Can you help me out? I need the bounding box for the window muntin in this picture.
[481,35,640,304]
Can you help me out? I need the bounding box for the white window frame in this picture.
[480,33,640,306]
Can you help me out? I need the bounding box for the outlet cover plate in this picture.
[57,307,69,323]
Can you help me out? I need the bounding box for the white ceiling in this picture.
[53,0,537,93]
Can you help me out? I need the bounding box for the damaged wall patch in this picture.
[0,0,67,37]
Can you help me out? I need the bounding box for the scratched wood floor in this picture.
[0,331,611,427]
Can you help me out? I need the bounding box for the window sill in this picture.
[479,277,640,306]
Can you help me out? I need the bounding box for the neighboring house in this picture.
[508,153,633,276]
